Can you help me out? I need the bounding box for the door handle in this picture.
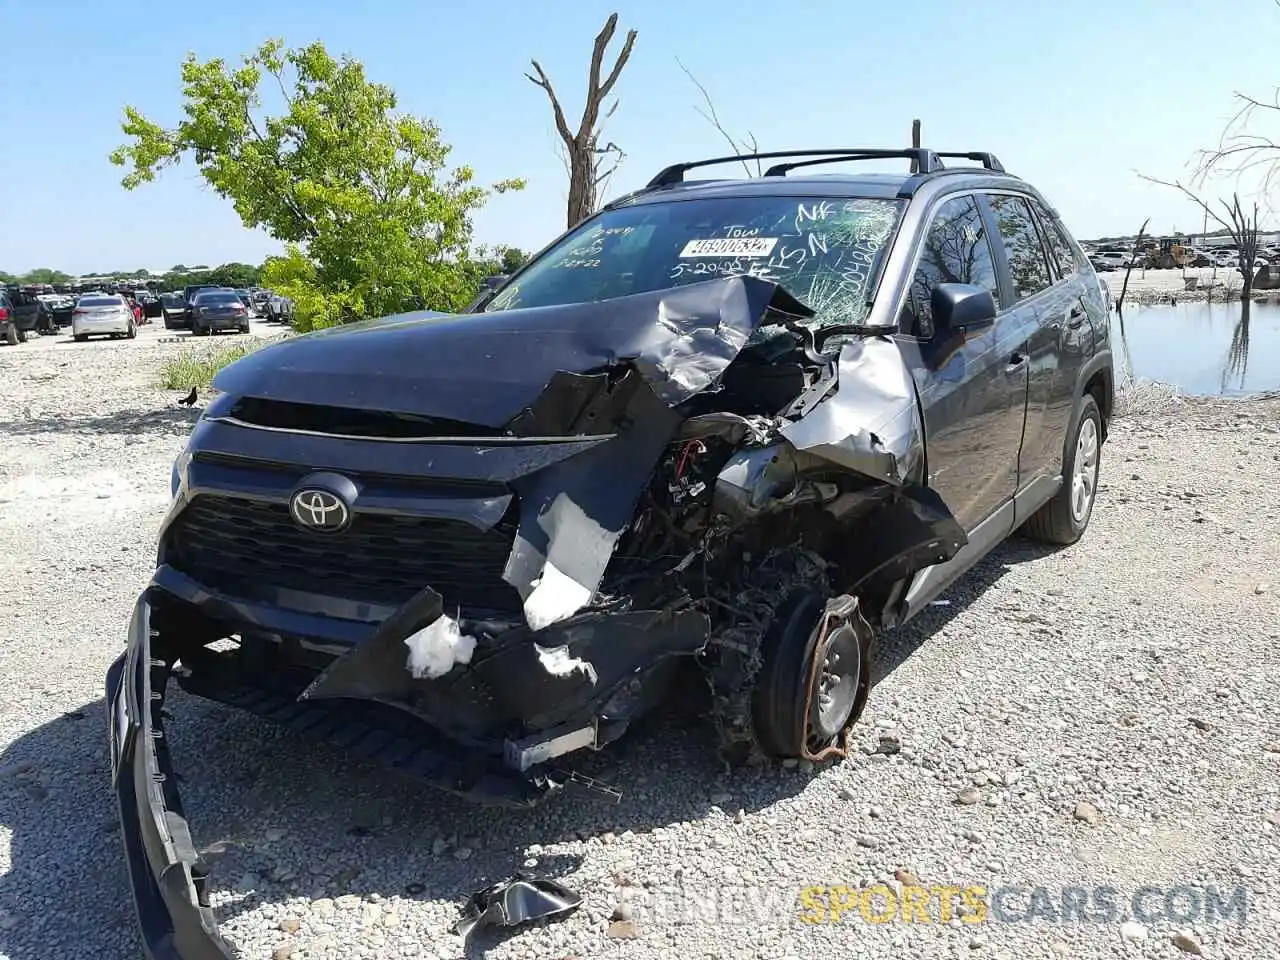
[1005,352,1028,374]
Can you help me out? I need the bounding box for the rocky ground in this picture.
[1,326,1278,960]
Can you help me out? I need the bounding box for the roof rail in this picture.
[934,151,1005,173]
[762,149,945,177]
[646,148,944,187]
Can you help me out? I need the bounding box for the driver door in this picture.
[894,193,1027,535]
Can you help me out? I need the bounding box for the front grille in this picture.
[166,494,524,614]
[228,396,506,439]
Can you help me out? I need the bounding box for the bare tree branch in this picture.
[591,15,637,110]
[524,61,574,145]
[1116,218,1149,313]
[1139,174,1261,315]
[528,14,637,227]
[675,56,761,176]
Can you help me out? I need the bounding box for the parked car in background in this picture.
[263,292,292,323]
[124,296,144,326]
[33,293,73,333]
[181,284,223,325]
[232,289,257,317]
[0,289,27,345]
[190,289,250,335]
[1091,250,1128,271]
[160,292,188,329]
[1,286,44,342]
[249,288,273,315]
[71,294,137,341]
[137,291,162,320]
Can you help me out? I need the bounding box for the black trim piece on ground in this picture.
[107,595,237,959]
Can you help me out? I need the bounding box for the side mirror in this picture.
[931,283,997,334]
[485,274,509,292]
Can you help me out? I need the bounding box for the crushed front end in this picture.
[122,276,968,811]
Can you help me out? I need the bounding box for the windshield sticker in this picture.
[679,237,778,258]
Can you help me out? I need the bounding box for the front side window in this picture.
[484,195,904,330]
[987,194,1054,302]
[901,195,1000,339]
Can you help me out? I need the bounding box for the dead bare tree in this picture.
[1194,89,1280,212]
[675,57,761,176]
[1116,218,1150,314]
[527,14,637,228]
[1140,175,1261,317]
[1191,3,1280,212]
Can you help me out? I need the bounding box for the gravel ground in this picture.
[2,325,1279,960]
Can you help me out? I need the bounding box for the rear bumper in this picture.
[74,319,130,336]
[194,315,247,330]
[106,594,236,959]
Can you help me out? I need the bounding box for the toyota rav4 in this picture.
[107,147,1112,958]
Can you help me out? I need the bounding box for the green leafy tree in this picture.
[205,262,261,288]
[19,268,72,285]
[110,39,524,329]
[499,246,529,274]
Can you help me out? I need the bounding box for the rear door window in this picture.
[1029,200,1080,280]
[987,194,1054,302]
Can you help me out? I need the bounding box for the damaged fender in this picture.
[779,334,925,486]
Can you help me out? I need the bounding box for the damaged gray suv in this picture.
[107,147,1112,956]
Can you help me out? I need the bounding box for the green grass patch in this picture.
[159,338,268,391]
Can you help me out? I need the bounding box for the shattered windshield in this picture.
[484,195,903,328]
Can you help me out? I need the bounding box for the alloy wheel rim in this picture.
[1070,417,1099,523]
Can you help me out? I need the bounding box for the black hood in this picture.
[212,276,812,426]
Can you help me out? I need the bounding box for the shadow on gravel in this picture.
[0,699,141,960]
[0,535,1066,960]
[872,533,1064,682]
[0,406,202,439]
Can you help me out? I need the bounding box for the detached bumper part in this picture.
[453,874,582,939]
[107,594,236,959]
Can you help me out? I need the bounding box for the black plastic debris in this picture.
[453,873,582,939]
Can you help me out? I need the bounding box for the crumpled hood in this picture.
[212,276,811,426]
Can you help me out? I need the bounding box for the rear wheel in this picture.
[4,325,17,346]
[1024,394,1102,545]
[15,327,27,343]
[127,321,137,339]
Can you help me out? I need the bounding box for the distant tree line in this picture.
[1,249,525,301]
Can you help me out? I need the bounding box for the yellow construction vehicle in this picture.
[1145,238,1192,269]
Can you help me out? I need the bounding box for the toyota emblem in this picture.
[289,488,351,533]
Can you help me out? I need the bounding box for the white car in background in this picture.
[1091,250,1128,271]
[71,294,137,342]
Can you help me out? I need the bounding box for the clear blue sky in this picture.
[3,0,1279,275]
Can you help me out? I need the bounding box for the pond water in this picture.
[1111,300,1280,396]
